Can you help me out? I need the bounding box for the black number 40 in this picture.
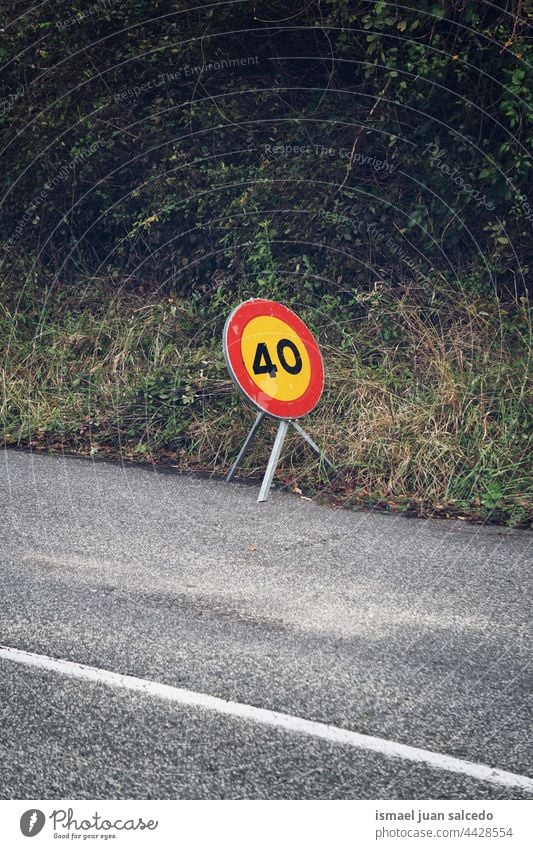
[252,339,302,377]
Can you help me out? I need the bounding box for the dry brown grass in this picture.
[1,272,531,526]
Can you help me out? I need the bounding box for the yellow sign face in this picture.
[240,315,312,401]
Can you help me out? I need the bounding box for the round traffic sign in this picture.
[223,299,324,419]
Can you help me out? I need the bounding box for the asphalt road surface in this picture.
[0,447,531,799]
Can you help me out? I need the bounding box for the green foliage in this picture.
[0,1,530,296]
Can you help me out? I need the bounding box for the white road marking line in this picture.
[1,644,531,792]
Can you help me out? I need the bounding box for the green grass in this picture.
[1,264,531,527]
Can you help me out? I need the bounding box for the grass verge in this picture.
[1,263,531,527]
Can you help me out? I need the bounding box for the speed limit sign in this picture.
[223,298,324,419]
[223,299,333,501]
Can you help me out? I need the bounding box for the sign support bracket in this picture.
[226,411,265,483]
[227,414,336,502]
[258,419,290,502]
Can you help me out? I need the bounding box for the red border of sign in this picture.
[223,299,324,419]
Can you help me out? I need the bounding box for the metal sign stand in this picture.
[226,412,335,502]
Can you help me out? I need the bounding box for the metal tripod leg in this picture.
[257,419,289,502]
[226,412,265,482]
[290,420,336,471]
